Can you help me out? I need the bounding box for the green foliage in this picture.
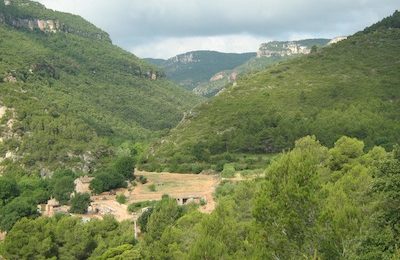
[199,198,207,206]
[137,175,148,184]
[136,136,397,259]
[69,193,91,214]
[0,196,39,232]
[363,10,400,33]
[127,200,156,213]
[253,136,328,258]
[148,184,157,192]
[116,194,127,205]
[0,173,49,232]
[144,196,185,244]
[149,16,400,170]
[49,169,76,204]
[99,244,141,260]
[221,163,235,178]
[194,39,330,97]
[0,1,201,172]
[2,136,398,258]
[0,177,19,205]
[353,156,400,259]
[137,207,154,233]
[0,0,110,42]
[2,215,136,259]
[89,170,127,194]
[113,156,135,180]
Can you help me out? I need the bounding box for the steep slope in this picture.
[145,11,400,172]
[0,0,201,173]
[145,51,256,91]
[194,39,330,97]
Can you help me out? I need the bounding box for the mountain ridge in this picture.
[143,11,400,173]
[145,50,256,91]
[193,38,331,96]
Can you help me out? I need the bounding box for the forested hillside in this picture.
[145,51,256,91]
[193,39,330,97]
[145,11,400,172]
[0,0,201,173]
[0,2,399,259]
[2,136,400,259]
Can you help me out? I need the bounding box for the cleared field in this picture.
[129,170,220,213]
[90,170,221,221]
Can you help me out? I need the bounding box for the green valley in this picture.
[0,1,399,259]
[145,11,400,173]
[145,51,256,91]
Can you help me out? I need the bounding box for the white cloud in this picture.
[36,0,400,58]
[131,34,269,59]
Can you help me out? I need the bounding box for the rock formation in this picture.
[257,41,311,58]
[328,36,348,45]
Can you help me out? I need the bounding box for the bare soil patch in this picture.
[89,170,220,221]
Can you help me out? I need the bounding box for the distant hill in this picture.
[0,0,201,173]
[144,51,256,91]
[194,39,330,97]
[144,11,400,173]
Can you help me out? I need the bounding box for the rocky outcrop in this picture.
[170,53,199,64]
[8,18,60,33]
[257,41,311,58]
[3,73,17,83]
[0,105,6,119]
[328,36,348,45]
[0,1,111,41]
[210,72,225,82]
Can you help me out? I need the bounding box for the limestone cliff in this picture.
[257,39,330,58]
[257,41,310,57]
[328,36,348,45]
[170,53,200,64]
[0,0,111,41]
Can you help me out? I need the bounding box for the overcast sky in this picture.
[36,0,399,59]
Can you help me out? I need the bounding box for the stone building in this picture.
[74,175,94,194]
[38,198,69,217]
[176,196,204,206]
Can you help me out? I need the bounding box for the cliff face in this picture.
[257,41,311,57]
[169,53,200,64]
[328,36,348,45]
[257,39,331,58]
[0,0,111,41]
[5,16,60,33]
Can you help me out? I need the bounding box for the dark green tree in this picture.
[90,170,127,194]
[0,177,19,206]
[49,169,76,204]
[355,156,400,259]
[0,196,39,231]
[113,156,135,180]
[70,193,91,214]
[137,207,154,233]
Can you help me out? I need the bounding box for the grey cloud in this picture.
[37,0,399,56]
